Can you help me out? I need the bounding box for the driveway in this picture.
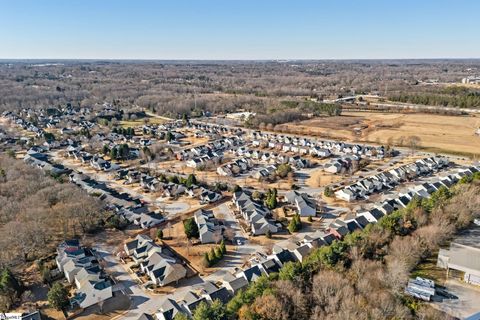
[94,242,166,320]
[214,203,264,255]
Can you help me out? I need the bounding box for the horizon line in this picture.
[1,57,480,62]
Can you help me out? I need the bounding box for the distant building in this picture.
[462,76,480,84]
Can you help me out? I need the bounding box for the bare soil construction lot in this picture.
[278,112,480,156]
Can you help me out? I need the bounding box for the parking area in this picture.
[431,279,480,319]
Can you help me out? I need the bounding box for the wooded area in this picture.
[0,156,105,267]
[1,60,479,120]
[389,86,480,108]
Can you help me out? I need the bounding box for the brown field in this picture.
[278,112,480,157]
[118,116,167,128]
[306,169,344,188]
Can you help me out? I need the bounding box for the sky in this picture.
[0,0,479,60]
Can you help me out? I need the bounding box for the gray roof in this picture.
[451,227,480,249]
[228,276,249,291]
[444,244,480,275]
[441,226,480,274]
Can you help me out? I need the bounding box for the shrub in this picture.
[324,186,334,197]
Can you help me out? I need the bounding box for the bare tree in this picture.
[406,135,422,155]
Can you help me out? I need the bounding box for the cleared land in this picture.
[278,112,480,156]
[118,116,167,128]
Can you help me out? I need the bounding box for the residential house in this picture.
[124,235,187,287]
[284,190,316,217]
[194,209,223,244]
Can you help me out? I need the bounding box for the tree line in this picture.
[389,88,480,108]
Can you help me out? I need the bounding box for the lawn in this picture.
[411,254,447,285]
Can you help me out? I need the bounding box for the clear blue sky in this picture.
[0,0,479,60]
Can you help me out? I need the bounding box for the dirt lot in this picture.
[277,112,480,157]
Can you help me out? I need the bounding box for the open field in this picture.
[118,116,167,128]
[278,112,480,157]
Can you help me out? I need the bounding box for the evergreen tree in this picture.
[0,268,22,306]
[203,252,211,267]
[183,218,199,239]
[209,247,216,263]
[168,175,180,184]
[288,214,302,233]
[186,174,197,187]
[47,282,69,311]
[215,247,223,260]
[157,229,164,240]
[173,312,189,320]
[192,299,226,320]
[220,240,226,254]
[102,144,110,155]
[265,188,278,209]
[110,147,118,160]
[324,186,334,197]
[119,143,129,159]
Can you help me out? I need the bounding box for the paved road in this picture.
[50,150,158,203]
[215,203,264,255]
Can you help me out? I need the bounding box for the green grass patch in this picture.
[411,254,447,285]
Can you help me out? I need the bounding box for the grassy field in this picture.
[118,116,167,128]
[278,112,480,157]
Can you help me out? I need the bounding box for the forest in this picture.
[0,155,105,268]
[389,86,480,108]
[1,60,479,121]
